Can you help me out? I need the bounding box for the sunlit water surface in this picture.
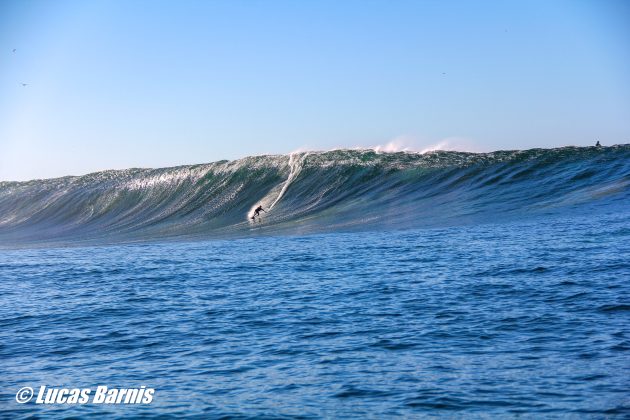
[1,211,629,418]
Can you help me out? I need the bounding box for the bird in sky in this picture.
[12,48,16,53]
[21,83,28,87]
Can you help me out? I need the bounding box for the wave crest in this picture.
[1,145,628,246]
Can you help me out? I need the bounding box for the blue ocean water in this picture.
[1,210,629,418]
[1,146,629,417]
[1,146,628,246]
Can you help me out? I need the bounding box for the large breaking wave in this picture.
[1,146,629,247]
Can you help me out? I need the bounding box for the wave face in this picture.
[1,146,629,246]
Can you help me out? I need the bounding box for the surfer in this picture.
[251,205,266,220]
[595,141,601,147]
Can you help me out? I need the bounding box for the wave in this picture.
[1,145,629,246]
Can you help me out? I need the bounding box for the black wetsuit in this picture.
[253,206,264,218]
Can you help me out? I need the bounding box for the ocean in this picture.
[1,146,629,418]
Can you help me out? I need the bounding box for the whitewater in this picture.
[1,145,628,247]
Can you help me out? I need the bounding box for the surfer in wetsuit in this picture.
[595,141,601,147]
[251,205,266,220]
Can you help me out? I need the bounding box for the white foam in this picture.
[247,152,308,221]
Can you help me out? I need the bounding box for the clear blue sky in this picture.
[1,0,628,181]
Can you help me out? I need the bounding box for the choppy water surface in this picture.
[1,210,628,418]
